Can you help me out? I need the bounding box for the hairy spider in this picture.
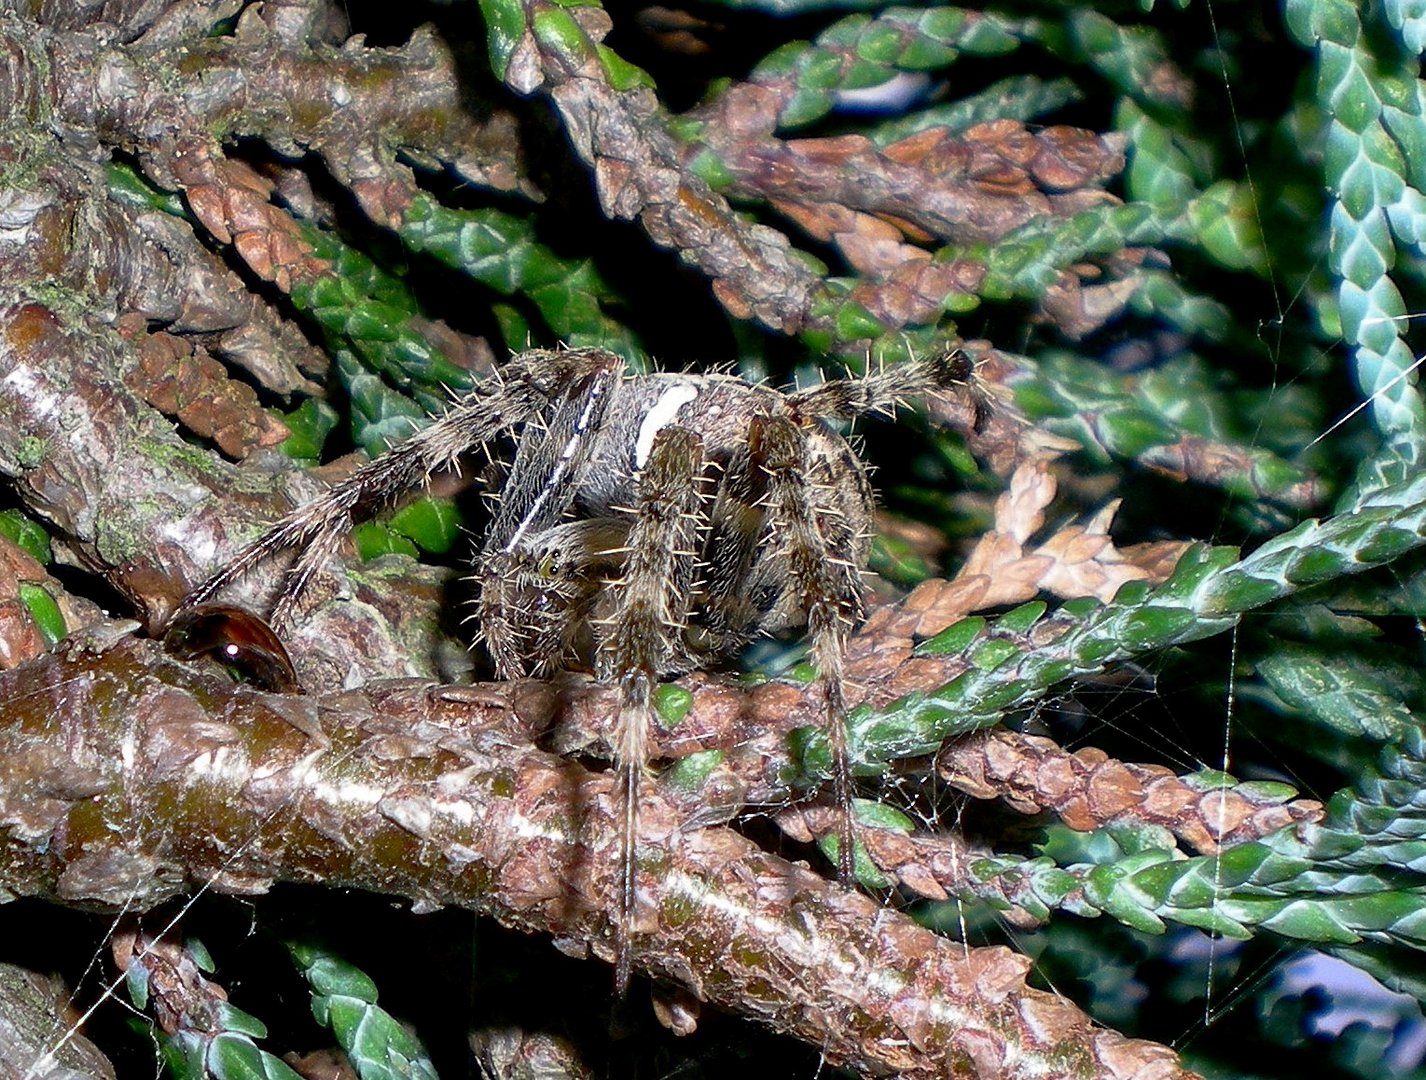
[177,346,969,989]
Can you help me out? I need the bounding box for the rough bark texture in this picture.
[0,964,115,1080]
[0,631,1196,1080]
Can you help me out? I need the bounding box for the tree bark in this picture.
[0,630,1196,1080]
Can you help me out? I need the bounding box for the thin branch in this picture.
[936,729,1325,853]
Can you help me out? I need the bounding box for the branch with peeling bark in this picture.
[0,632,1196,1080]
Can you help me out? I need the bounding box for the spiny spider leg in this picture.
[594,425,707,993]
[176,352,576,628]
[475,362,622,679]
[752,415,867,883]
[787,350,971,421]
[696,446,770,653]
[176,348,622,626]
[269,525,348,628]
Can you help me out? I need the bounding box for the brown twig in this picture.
[699,108,1125,247]
[9,11,533,210]
[937,729,1325,853]
[492,1,832,334]
[127,331,290,460]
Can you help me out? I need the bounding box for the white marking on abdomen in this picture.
[635,383,699,467]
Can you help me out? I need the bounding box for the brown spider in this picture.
[177,346,969,989]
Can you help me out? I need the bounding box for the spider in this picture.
[176,345,969,989]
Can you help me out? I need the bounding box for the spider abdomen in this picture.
[482,371,878,681]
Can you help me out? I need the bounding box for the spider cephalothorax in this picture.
[178,346,968,988]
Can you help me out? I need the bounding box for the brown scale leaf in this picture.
[494,2,823,334]
[766,197,989,327]
[881,121,1127,222]
[170,152,325,294]
[771,198,927,279]
[692,75,1125,244]
[0,535,103,674]
[127,331,290,459]
[687,67,1145,337]
[0,537,49,672]
[1037,261,1151,340]
[851,253,988,329]
[865,458,1191,645]
[284,1048,360,1080]
[937,730,1325,852]
[110,922,228,1039]
[775,803,988,907]
[1140,436,1321,508]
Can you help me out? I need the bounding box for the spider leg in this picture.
[695,445,770,654]
[177,348,624,627]
[179,389,539,625]
[594,426,707,993]
[476,360,623,678]
[752,415,867,885]
[786,349,970,421]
